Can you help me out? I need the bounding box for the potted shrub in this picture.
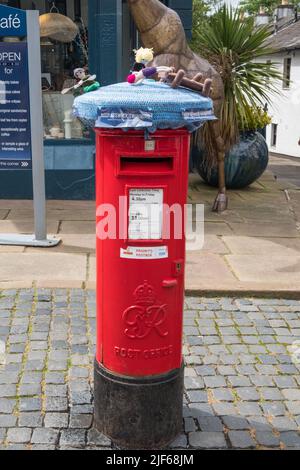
[191,5,280,195]
[194,106,273,189]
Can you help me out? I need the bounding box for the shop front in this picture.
[0,0,192,199]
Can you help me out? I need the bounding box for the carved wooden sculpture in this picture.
[127,0,228,212]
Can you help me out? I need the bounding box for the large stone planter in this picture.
[193,130,269,189]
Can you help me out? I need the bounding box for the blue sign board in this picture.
[0,4,27,37]
[0,8,59,247]
[0,42,31,169]
[0,5,31,169]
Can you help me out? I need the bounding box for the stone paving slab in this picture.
[226,255,300,283]
[25,235,96,255]
[8,208,95,222]
[59,221,95,235]
[223,237,300,256]
[0,289,299,450]
[0,159,299,293]
[269,154,300,188]
[226,222,299,238]
[0,254,87,283]
[0,220,60,235]
[185,253,237,285]
[0,211,9,220]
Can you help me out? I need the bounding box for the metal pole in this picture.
[26,10,47,241]
[0,9,60,247]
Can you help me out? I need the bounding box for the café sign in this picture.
[0,6,26,37]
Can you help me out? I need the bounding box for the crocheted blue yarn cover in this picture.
[73,80,216,133]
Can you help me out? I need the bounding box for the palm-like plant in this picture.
[192,4,281,178]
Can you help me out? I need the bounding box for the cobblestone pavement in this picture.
[0,289,300,450]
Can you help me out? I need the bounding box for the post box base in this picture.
[94,360,184,450]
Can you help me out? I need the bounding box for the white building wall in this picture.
[261,51,300,158]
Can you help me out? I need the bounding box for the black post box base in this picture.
[94,360,184,450]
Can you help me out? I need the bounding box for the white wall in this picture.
[261,50,300,158]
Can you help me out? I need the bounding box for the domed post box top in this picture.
[73,80,216,133]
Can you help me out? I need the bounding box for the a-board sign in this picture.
[0,5,31,169]
[0,5,60,247]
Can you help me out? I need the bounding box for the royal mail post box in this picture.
[94,128,190,449]
[72,78,216,450]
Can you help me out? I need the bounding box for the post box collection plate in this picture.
[128,188,163,240]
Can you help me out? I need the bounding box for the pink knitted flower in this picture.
[127,74,136,84]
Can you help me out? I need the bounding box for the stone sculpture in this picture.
[127,0,228,211]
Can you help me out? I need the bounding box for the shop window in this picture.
[2,0,90,141]
[46,0,67,15]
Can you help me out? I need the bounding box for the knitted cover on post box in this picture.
[73,80,216,132]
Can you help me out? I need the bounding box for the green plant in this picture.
[190,0,222,50]
[239,106,272,132]
[193,4,281,152]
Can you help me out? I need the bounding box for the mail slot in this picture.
[119,155,174,174]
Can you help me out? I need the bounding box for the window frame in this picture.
[271,123,278,148]
[283,57,292,89]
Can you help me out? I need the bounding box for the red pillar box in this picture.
[73,79,216,449]
[95,129,189,448]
